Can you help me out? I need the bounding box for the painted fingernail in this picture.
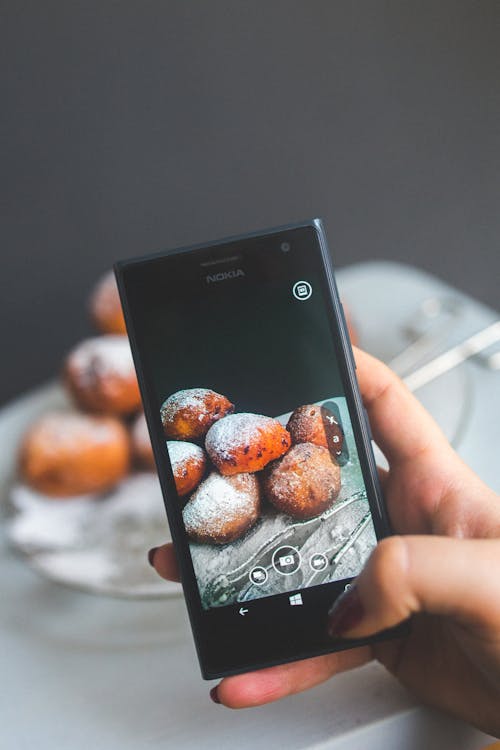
[210,686,221,704]
[327,585,365,638]
[147,547,158,567]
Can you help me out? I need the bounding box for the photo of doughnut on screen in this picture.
[160,387,377,609]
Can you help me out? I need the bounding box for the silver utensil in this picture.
[404,320,500,392]
[485,351,500,370]
[474,347,500,371]
[388,296,464,375]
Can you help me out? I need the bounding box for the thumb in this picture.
[327,535,500,639]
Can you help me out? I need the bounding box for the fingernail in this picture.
[327,585,365,638]
[210,686,221,704]
[148,547,158,567]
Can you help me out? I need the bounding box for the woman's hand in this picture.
[149,347,500,737]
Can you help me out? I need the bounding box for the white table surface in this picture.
[1,261,498,749]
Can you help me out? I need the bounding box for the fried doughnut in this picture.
[19,412,130,497]
[160,388,234,441]
[89,270,127,335]
[183,471,261,544]
[263,442,341,520]
[64,335,141,416]
[131,412,155,470]
[205,413,291,476]
[167,440,207,497]
[286,404,344,457]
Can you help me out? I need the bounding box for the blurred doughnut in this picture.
[64,335,141,416]
[89,270,127,335]
[19,411,130,497]
[131,412,155,469]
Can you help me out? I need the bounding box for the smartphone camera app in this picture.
[160,384,376,611]
[116,220,391,677]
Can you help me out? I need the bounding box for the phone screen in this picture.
[117,222,389,676]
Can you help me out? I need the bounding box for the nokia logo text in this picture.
[206,269,245,283]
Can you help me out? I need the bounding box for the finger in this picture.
[214,646,372,708]
[352,347,450,466]
[149,543,181,582]
[327,535,500,639]
[377,465,388,488]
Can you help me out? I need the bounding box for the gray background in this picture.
[2,1,499,406]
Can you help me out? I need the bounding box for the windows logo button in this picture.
[289,593,303,606]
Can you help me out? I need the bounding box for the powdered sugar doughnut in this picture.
[167,440,207,497]
[205,413,291,476]
[89,270,127,335]
[131,412,155,469]
[64,335,141,416]
[160,388,234,441]
[286,404,344,458]
[263,443,341,520]
[183,472,261,544]
[19,411,130,497]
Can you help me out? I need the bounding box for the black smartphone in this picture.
[115,219,396,679]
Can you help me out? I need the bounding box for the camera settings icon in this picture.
[292,280,312,301]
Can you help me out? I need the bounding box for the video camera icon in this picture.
[272,546,301,576]
[309,553,328,572]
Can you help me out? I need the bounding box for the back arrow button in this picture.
[239,607,249,616]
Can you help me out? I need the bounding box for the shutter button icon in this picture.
[272,546,301,575]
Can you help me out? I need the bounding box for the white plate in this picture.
[0,383,181,599]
